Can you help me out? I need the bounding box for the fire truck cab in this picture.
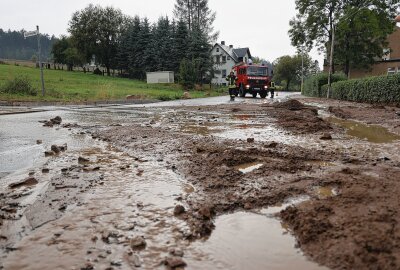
[233,63,274,99]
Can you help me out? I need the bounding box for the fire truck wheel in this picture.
[239,85,246,97]
[252,93,257,98]
[260,92,267,99]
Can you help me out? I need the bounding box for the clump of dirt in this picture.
[266,100,332,134]
[275,99,305,111]
[328,106,348,119]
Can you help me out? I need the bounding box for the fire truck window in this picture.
[247,66,267,76]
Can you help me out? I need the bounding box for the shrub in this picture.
[328,74,400,103]
[93,68,103,75]
[303,73,347,97]
[0,76,37,96]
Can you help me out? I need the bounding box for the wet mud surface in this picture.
[1,96,400,269]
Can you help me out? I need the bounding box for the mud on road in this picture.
[1,97,400,269]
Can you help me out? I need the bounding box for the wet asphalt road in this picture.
[0,92,299,181]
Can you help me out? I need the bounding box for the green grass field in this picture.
[0,64,226,102]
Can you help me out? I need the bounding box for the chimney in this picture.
[229,45,233,49]
[221,41,225,45]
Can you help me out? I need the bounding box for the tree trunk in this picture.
[286,80,291,91]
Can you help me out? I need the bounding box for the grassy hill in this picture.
[0,64,225,102]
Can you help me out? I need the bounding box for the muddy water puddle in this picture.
[328,117,400,143]
[315,186,337,199]
[186,197,326,270]
[235,162,264,173]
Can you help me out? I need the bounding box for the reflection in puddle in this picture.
[315,186,337,199]
[186,209,325,270]
[235,162,263,174]
[307,160,334,167]
[328,117,400,143]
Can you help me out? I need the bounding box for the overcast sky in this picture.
[0,0,323,64]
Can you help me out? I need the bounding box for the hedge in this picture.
[303,73,347,97]
[324,74,400,103]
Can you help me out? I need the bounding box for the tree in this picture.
[172,20,190,73]
[179,58,197,89]
[289,0,400,77]
[273,54,313,90]
[289,0,344,73]
[173,0,218,41]
[68,4,129,76]
[334,3,398,76]
[52,36,84,71]
[187,25,212,85]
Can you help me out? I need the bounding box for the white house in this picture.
[211,41,252,85]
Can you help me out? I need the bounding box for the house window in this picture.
[216,48,220,53]
[215,55,220,64]
[222,56,227,63]
[227,56,231,61]
[388,67,396,75]
[383,48,391,61]
[397,67,400,73]
[222,69,227,77]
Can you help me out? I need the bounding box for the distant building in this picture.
[211,41,252,85]
[146,71,174,84]
[324,26,400,78]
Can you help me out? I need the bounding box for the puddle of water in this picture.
[328,117,400,143]
[315,186,337,199]
[235,162,263,174]
[306,161,334,167]
[186,209,325,270]
[183,183,195,194]
[181,125,212,136]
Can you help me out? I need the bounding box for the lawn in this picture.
[0,64,226,102]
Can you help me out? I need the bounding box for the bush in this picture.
[93,68,103,75]
[303,73,347,97]
[327,74,400,103]
[0,76,37,96]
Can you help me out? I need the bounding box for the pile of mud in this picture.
[274,99,306,111]
[267,99,332,134]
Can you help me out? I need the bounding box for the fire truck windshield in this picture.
[247,66,267,76]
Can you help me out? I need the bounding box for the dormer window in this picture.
[216,48,220,53]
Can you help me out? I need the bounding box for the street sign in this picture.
[24,30,38,38]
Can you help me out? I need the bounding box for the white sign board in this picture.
[24,30,38,38]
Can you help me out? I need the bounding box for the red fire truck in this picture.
[233,63,274,99]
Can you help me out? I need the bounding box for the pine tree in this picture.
[173,0,218,41]
[172,20,190,73]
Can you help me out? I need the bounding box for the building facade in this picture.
[211,41,252,85]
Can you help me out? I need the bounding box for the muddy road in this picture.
[1,94,400,270]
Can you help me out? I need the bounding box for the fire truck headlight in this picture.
[245,85,250,89]
[264,85,268,89]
